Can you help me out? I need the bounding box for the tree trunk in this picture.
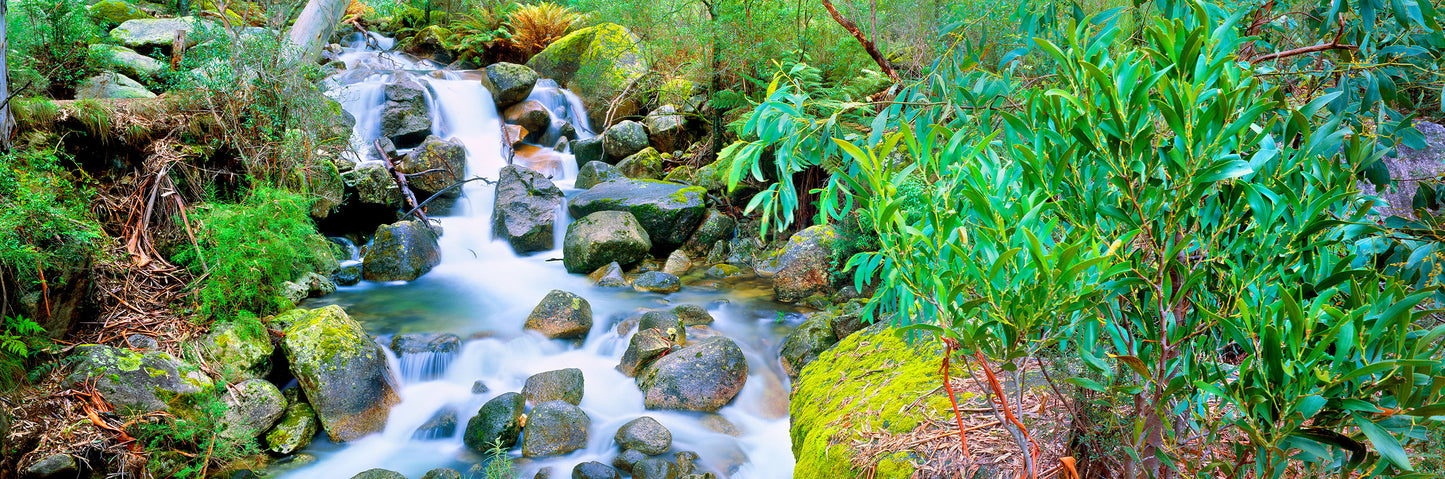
[1,0,13,151]
[285,0,350,64]
[819,0,899,81]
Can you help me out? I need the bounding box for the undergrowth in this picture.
[129,385,260,478]
[6,0,109,97]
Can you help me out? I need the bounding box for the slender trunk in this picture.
[704,0,725,161]
[285,0,350,64]
[1,0,13,151]
[819,0,898,81]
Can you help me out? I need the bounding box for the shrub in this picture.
[5,0,109,97]
[129,384,260,477]
[0,145,103,301]
[505,2,582,56]
[0,315,49,389]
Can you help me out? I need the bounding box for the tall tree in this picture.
[1,0,12,151]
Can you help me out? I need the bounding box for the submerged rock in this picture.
[484,62,539,109]
[632,271,681,294]
[614,416,672,455]
[413,406,459,439]
[363,220,441,282]
[398,136,466,197]
[636,336,748,412]
[522,400,591,457]
[567,179,706,252]
[351,469,407,479]
[522,368,585,406]
[389,333,462,356]
[524,290,594,339]
[492,165,565,254]
[563,211,652,274]
[65,345,212,415]
[773,225,839,303]
[281,306,401,442]
[463,392,526,453]
[631,459,678,479]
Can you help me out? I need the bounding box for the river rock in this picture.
[573,136,605,166]
[413,406,458,439]
[631,459,678,479]
[662,250,691,276]
[638,311,684,340]
[779,314,838,380]
[523,368,585,405]
[773,225,839,303]
[421,469,463,479]
[524,290,593,339]
[381,76,432,148]
[636,337,748,412]
[205,319,273,381]
[674,451,701,474]
[75,72,155,99]
[568,179,706,252]
[673,304,714,326]
[24,454,83,479]
[616,328,671,378]
[612,449,647,473]
[682,210,736,257]
[463,392,526,453]
[645,105,686,152]
[265,401,319,455]
[484,62,539,109]
[390,333,462,356]
[563,211,652,274]
[334,262,362,286]
[522,400,591,457]
[602,121,649,162]
[505,100,551,140]
[632,271,680,294]
[493,165,564,254]
[576,161,623,190]
[351,469,406,479]
[614,416,671,455]
[90,0,151,24]
[220,379,287,441]
[282,306,401,442]
[363,220,441,282]
[345,162,405,208]
[526,23,647,127]
[572,461,621,479]
[65,345,212,415]
[589,262,627,287]
[88,44,163,80]
[399,136,466,197]
[617,147,664,180]
[110,17,205,50]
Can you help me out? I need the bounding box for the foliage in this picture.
[506,2,583,56]
[0,145,103,294]
[129,385,259,477]
[0,315,49,389]
[5,0,109,97]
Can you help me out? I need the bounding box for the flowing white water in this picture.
[286,37,796,479]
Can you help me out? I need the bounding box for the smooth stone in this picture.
[281,306,401,442]
[636,337,748,412]
[632,271,681,294]
[613,416,672,455]
[524,290,594,339]
[563,211,652,274]
[463,392,526,453]
[521,400,591,457]
[571,461,621,479]
[631,459,678,479]
[522,368,585,405]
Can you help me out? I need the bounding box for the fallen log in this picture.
[374,139,431,225]
[285,0,350,64]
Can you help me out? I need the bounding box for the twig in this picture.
[374,139,430,225]
[402,176,495,219]
[939,338,972,458]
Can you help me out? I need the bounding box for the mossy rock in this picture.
[75,72,156,99]
[614,416,672,455]
[65,345,213,416]
[483,62,539,109]
[265,401,319,455]
[616,147,664,180]
[681,210,736,258]
[492,164,564,255]
[88,44,164,80]
[632,271,680,294]
[562,211,652,274]
[398,135,466,198]
[526,23,647,128]
[567,179,706,253]
[522,368,585,405]
[89,0,152,24]
[521,400,591,457]
[523,290,594,339]
[362,220,441,282]
[773,225,840,303]
[778,313,838,380]
[576,161,624,190]
[206,318,274,381]
[463,392,525,453]
[281,306,401,442]
[220,379,286,441]
[109,17,207,50]
[635,336,747,412]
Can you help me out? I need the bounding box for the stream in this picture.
[274,34,800,478]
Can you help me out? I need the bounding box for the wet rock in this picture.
[220,379,286,441]
[617,147,664,180]
[334,262,362,286]
[573,137,605,166]
[399,136,466,197]
[463,392,526,453]
[779,314,838,380]
[589,262,628,288]
[505,100,552,140]
[75,72,155,99]
[345,162,405,208]
[830,302,869,340]
[636,337,748,412]
[638,311,685,340]
[526,23,647,127]
[700,414,740,436]
[612,449,647,473]
[705,264,745,280]
[65,345,211,415]
[88,44,162,79]
[110,17,206,50]
[616,328,671,377]
[363,220,441,282]
[351,469,406,479]
[24,454,83,479]
[472,381,490,394]
[205,319,273,381]
[614,416,671,455]
[773,225,839,303]
[506,124,529,147]
[280,280,310,306]
[602,121,649,162]
[413,406,458,439]
[674,451,701,474]
[485,62,539,109]
[563,211,652,274]
[522,400,591,457]
[662,165,696,184]
[632,271,681,294]
[662,250,691,276]
[568,179,706,252]
[645,105,687,152]
[682,210,737,258]
[631,459,678,479]
[572,461,621,479]
[492,165,565,254]
[576,161,623,190]
[290,155,347,219]
[390,333,462,356]
[522,368,585,405]
[297,271,337,298]
[672,304,714,326]
[421,469,463,479]
[264,401,319,455]
[90,0,151,24]
[524,290,594,339]
[281,306,401,442]
[380,76,433,148]
[532,467,554,479]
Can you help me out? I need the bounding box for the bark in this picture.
[819,0,899,81]
[285,0,350,64]
[1,0,13,151]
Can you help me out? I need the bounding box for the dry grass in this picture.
[506,2,584,56]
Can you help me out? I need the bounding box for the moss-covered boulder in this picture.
[463,392,525,453]
[492,165,564,254]
[573,461,622,479]
[345,162,405,208]
[352,469,407,479]
[290,157,346,219]
[65,345,212,415]
[573,136,605,166]
[614,416,672,455]
[526,23,647,128]
[576,161,623,190]
[265,400,319,455]
[89,0,152,24]
[522,368,585,406]
[75,72,155,99]
[632,271,680,294]
[673,304,714,326]
[681,210,736,258]
[110,17,207,50]
[567,179,706,252]
[601,121,649,162]
[773,225,839,303]
[88,44,163,80]
[563,211,652,274]
[779,314,838,380]
[399,135,466,198]
[524,290,594,339]
[205,318,273,381]
[644,105,686,152]
[220,379,286,441]
[616,147,663,180]
[483,62,539,109]
[522,400,591,457]
[281,306,401,442]
[636,336,747,412]
[363,220,441,282]
[421,468,463,479]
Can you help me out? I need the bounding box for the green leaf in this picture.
[1352,413,1413,471]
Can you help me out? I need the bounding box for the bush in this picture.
[0,145,103,301]
[0,315,50,389]
[5,0,109,97]
[129,384,260,477]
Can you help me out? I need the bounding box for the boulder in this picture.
[636,337,748,412]
[662,165,696,184]
[88,44,163,79]
[575,161,623,190]
[472,381,490,394]
[75,72,155,99]
[334,262,362,286]
[773,225,839,303]
[572,136,605,166]
[65,345,211,415]
[602,121,649,162]
[363,220,441,282]
[220,379,287,441]
[681,210,736,258]
[492,165,564,254]
[568,179,706,252]
[282,306,401,442]
[24,454,83,479]
[526,23,647,128]
[380,76,432,148]
[638,311,685,340]
[297,271,337,298]
[505,100,551,140]
[398,136,466,197]
[505,124,529,147]
[522,368,585,405]
[264,401,319,455]
[422,469,463,479]
[674,451,701,475]
[614,416,672,455]
[463,392,526,453]
[352,470,407,479]
[673,304,714,326]
[573,461,621,479]
[632,271,680,294]
[612,449,647,473]
[524,290,594,339]
[779,314,838,380]
[657,78,696,108]
[205,319,273,381]
[89,0,151,24]
[291,159,346,219]
[645,105,686,152]
[109,17,206,50]
[616,328,671,377]
[413,406,458,439]
[631,459,678,479]
[616,147,664,180]
[345,162,405,208]
[563,211,652,274]
[662,250,691,276]
[522,400,591,457]
[484,62,539,109]
[589,262,627,287]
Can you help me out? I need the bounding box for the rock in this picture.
[88,44,163,80]
[65,345,211,415]
[830,302,869,340]
[706,264,744,280]
[631,459,678,479]
[524,290,594,339]
[390,333,462,356]
[662,165,695,184]
[413,406,458,439]
[612,449,647,473]
[645,105,686,151]
[576,161,623,190]
[774,225,839,303]
[205,319,273,381]
[421,469,462,479]
[522,400,591,457]
[380,76,432,148]
[682,210,736,257]
[24,454,82,479]
[572,462,621,479]
[484,62,539,109]
[125,334,159,350]
[346,162,405,207]
[505,124,529,147]
[463,392,526,453]
[780,314,838,380]
[334,262,362,286]
[398,136,466,197]
[533,468,554,479]
[662,250,691,276]
[636,337,748,412]
[563,211,652,274]
[617,147,664,180]
[220,379,286,441]
[89,0,151,24]
[568,179,706,252]
[74,72,155,99]
[280,280,309,306]
[674,451,700,474]
[616,328,671,378]
[658,78,697,108]
[526,23,648,128]
[363,220,441,282]
[492,165,565,254]
[290,158,346,218]
[505,100,551,139]
[602,121,649,162]
[265,401,319,455]
[614,416,671,455]
[522,368,585,405]
[572,136,605,166]
[282,306,401,442]
[110,17,205,50]
[297,271,337,297]
[472,381,490,394]
[638,311,684,340]
[700,414,740,436]
[632,271,681,294]
[673,304,714,326]
[351,469,406,479]
[589,262,627,287]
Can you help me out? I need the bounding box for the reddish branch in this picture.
[973,350,1040,478]
[1250,12,1356,64]
[819,0,900,82]
[374,139,430,225]
[939,338,972,457]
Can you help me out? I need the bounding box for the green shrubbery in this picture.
[5,0,110,97]
[129,384,260,477]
